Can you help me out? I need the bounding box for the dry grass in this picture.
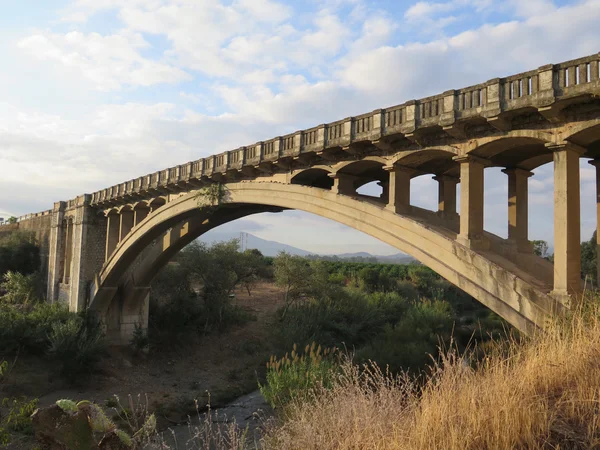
[262,300,600,450]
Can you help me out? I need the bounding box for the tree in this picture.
[0,231,40,277]
[6,217,17,225]
[273,252,313,318]
[581,231,597,284]
[0,271,41,305]
[532,240,549,258]
[179,239,268,324]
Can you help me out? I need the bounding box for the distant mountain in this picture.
[200,231,311,257]
[200,231,415,263]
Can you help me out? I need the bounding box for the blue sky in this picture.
[0,0,599,255]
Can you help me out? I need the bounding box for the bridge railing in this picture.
[87,52,600,206]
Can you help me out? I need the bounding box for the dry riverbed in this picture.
[1,282,284,448]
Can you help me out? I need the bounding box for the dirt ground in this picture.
[1,282,285,445]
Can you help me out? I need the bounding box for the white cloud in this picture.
[18,30,190,90]
[234,0,292,23]
[4,0,600,250]
[404,1,456,21]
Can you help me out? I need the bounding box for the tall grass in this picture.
[261,299,600,450]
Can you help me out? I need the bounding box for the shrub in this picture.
[262,300,600,450]
[0,271,43,305]
[149,288,253,348]
[274,290,409,356]
[47,312,106,383]
[259,343,339,409]
[130,323,149,354]
[356,300,454,373]
[0,302,71,355]
[0,231,40,277]
[0,397,38,446]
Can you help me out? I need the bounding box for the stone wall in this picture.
[18,213,53,279]
[0,212,53,285]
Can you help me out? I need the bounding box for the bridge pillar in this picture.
[105,213,120,261]
[104,290,150,346]
[47,197,106,310]
[502,168,533,253]
[134,207,149,226]
[589,158,600,285]
[68,195,105,312]
[119,210,134,240]
[434,174,458,218]
[455,155,489,250]
[378,180,389,203]
[550,142,584,301]
[330,173,358,195]
[47,201,66,303]
[384,165,411,214]
[63,218,73,284]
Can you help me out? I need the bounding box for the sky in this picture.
[0,0,599,255]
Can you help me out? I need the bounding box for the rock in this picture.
[32,404,94,450]
[122,359,133,369]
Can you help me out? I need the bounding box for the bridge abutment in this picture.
[103,290,150,346]
[47,196,106,311]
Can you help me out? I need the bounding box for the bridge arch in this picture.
[390,148,458,176]
[291,167,334,189]
[91,182,558,343]
[333,159,388,192]
[562,120,600,153]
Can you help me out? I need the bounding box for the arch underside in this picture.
[91,182,561,335]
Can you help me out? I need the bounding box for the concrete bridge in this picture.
[7,52,600,344]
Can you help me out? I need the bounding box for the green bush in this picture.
[0,302,72,355]
[47,312,106,383]
[356,300,454,373]
[260,343,339,409]
[149,287,253,348]
[148,240,263,347]
[0,232,40,277]
[0,397,38,446]
[130,323,149,354]
[274,290,409,354]
[0,271,43,305]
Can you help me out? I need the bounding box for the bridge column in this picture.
[47,201,66,303]
[549,142,584,301]
[434,174,458,218]
[134,207,149,226]
[589,158,600,285]
[502,168,533,253]
[105,213,120,261]
[329,173,358,195]
[454,155,489,250]
[378,180,389,203]
[384,165,411,214]
[62,219,73,284]
[119,210,134,241]
[68,194,106,312]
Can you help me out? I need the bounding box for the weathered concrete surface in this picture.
[91,183,558,343]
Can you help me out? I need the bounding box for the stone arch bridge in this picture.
[7,53,600,344]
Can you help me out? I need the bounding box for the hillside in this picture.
[200,231,414,263]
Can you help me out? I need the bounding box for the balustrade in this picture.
[87,53,600,208]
